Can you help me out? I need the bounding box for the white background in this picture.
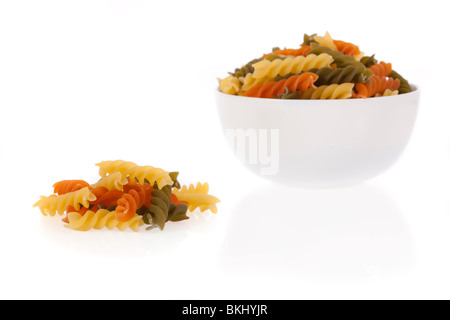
[0,0,449,300]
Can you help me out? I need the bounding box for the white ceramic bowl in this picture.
[216,85,420,188]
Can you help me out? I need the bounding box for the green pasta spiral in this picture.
[169,172,181,189]
[331,55,374,79]
[308,46,373,79]
[389,70,412,94]
[141,186,171,230]
[167,171,189,222]
[308,66,367,86]
[137,188,189,229]
[137,172,188,230]
[271,47,281,53]
[360,54,378,68]
[167,203,189,222]
[308,45,341,58]
[278,87,301,99]
[230,58,261,79]
[273,73,299,81]
[302,33,317,46]
[263,54,288,62]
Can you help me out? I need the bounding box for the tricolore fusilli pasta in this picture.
[34,161,220,232]
[172,183,221,214]
[218,31,413,99]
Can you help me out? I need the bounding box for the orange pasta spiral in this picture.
[243,72,319,98]
[333,40,361,57]
[53,180,91,195]
[261,45,311,59]
[353,76,401,99]
[123,181,154,207]
[116,188,148,222]
[369,61,392,77]
[90,187,124,208]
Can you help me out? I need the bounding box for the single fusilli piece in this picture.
[66,209,144,232]
[53,180,91,195]
[251,53,333,81]
[295,83,355,100]
[126,165,173,189]
[333,40,362,58]
[240,73,263,92]
[308,66,367,86]
[360,55,378,68]
[140,186,171,230]
[116,188,147,222]
[34,187,96,217]
[304,32,363,59]
[96,160,138,178]
[302,33,317,46]
[168,172,181,189]
[172,183,220,214]
[389,70,412,94]
[243,73,319,98]
[90,187,124,208]
[313,32,338,50]
[123,181,153,207]
[96,160,173,189]
[261,46,311,59]
[375,89,399,97]
[91,172,128,191]
[230,58,261,79]
[369,62,392,78]
[353,76,401,99]
[332,55,373,78]
[218,75,241,95]
[167,202,190,222]
[308,46,373,79]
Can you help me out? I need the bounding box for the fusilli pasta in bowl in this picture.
[216,32,419,187]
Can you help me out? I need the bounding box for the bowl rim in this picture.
[216,84,419,104]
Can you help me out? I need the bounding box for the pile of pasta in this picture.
[33,160,220,232]
[218,32,412,99]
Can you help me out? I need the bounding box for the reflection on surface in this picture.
[37,211,219,258]
[219,184,413,280]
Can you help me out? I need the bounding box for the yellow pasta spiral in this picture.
[251,53,333,81]
[297,83,355,100]
[96,160,173,189]
[96,160,138,178]
[218,75,241,95]
[126,165,173,189]
[33,187,96,217]
[172,183,220,214]
[375,89,399,97]
[241,73,264,92]
[66,209,144,232]
[91,172,128,191]
[313,32,338,50]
